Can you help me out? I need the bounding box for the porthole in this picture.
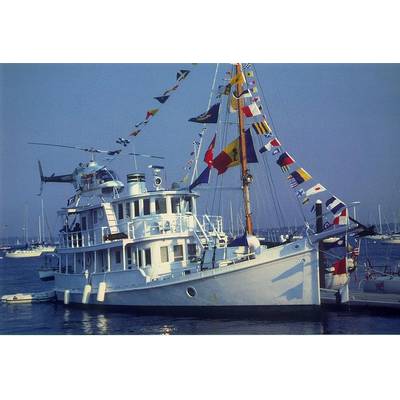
[186,287,196,297]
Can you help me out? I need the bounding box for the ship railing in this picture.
[202,215,224,234]
[58,215,197,249]
[192,214,211,247]
[58,221,133,249]
[128,215,193,240]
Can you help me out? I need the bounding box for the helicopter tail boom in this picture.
[37,160,74,195]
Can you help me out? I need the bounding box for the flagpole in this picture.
[235,63,254,235]
[191,63,219,184]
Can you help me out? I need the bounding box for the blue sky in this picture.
[1,63,399,239]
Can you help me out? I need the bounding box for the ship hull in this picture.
[55,239,321,309]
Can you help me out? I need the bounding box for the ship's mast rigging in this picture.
[235,63,254,235]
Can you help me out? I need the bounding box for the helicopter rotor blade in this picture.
[29,142,122,156]
[128,152,165,160]
[29,142,79,150]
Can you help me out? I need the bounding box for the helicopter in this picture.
[30,142,166,200]
[30,142,125,198]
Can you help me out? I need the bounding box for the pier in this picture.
[321,288,400,311]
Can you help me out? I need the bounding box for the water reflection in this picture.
[96,314,109,334]
[159,324,175,335]
[81,311,94,334]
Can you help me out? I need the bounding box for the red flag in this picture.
[204,134,216,167]
[332,258,347,275]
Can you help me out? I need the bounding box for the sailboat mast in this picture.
[235,63,254,235]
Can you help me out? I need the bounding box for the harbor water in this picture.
[1,240,400,335]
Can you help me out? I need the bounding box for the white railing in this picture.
[58,215,197,249]
[202,215,224,234]
[59,221,133,249]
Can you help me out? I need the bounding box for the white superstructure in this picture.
[54,172,323,309]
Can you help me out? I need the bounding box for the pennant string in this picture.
[128,64,196,138]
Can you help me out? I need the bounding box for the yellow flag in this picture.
[229,95,238,113]
[223,137,241,169]
[229,72,245,86]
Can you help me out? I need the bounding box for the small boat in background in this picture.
[5,244,56,259]
[360,259,400,295]
[380,233,400,245]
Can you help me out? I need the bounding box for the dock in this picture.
[321,288,400,311]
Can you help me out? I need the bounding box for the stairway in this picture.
[102,203,119,234]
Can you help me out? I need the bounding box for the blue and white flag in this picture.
[325,196,346,215]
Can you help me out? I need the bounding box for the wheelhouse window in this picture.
[125,202,131,218]
[187,244,197,261]
[117,203,124,220]
[183,196,193,213]
[171,197,181,214]
[93,210,98,225]
[155,198,167,214]
[160,246,169,263]
[96,168,118,183]
[143,198,150,216]
[144,248,152,266]
[133,200,140,217]
[81,216,87,230]
[173,245,184,262]
[126,246,132,265]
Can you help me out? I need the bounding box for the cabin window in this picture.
[137,249,143,267]
[144,248,152,266]
[155,198,167,214]
[171,197,181,213]
[187,244,197,261]
[143,198,150,215]
[118,203,124,220]
[126,246,132,265]
[93,210,98,225]
[173,244,184,262]
[183,196,192,213]
[133,200,140,217]
[115,250,121,264]
[81,216,87,230]
[160,246,169,263]
[125,202,131,218]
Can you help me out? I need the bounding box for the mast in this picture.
[41,198,45,242]
[235,63,254,235]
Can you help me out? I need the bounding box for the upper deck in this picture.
[57,188,224,251]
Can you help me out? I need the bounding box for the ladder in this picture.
[102,203,119,234]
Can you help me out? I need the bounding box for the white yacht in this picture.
[55,172,324,308]
[5,244,56,259]
[31,63,366,312]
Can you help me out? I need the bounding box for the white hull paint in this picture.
[55,239,320,307]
